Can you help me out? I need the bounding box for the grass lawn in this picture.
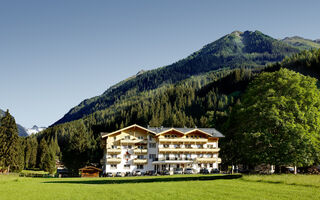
[0,174,319,200]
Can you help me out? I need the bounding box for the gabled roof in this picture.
[101,124,156,138]
[101,124,224,138]
[153,128,185,136]
[79,166,102,171]
[147,127,224,138]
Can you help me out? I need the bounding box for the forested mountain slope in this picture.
[53,30,299,125]
[37,46,320,172]
[282,36,320,50]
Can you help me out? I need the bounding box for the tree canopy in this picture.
[222,68,320,167]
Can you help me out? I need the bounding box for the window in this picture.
[149,154,156,160]
[125,135,130,140]
[137,155,144,159]
[149,143,156,148]
[185,144,192,149]
[112,154,117,158]
[111,145,117,149]
[137,165,144,169]
[138,136,144,140]
[174,144,180,148]
[128,145,132,149]
[113,136,117,141]
[210,164,213,168]
[198,164,201,168]
[148,135,153,141]
[111,164,117,169]
[163,144,169,148]
[138,145,144,149]
[197,144,203,149]
[124,164,130,169]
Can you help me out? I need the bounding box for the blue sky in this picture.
[0,0,319,128]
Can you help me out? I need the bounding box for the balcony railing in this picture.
[196,157,221,163]
[159,138,208,143]
[121,139,147,144]
[107,148,122,154]
[133,149,148,154]
[159,148,220,153]
[106,158,121,163]
[155,157,221,163]
[133,159,148,164]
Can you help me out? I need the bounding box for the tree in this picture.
[61,122,94,175]
[38,138,56,174]
[222,68,320,168]
[0,110,23,172]
[28,137,38,169]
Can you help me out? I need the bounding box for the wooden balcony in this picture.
[159,138,208,143]
[159,148,220,153]
[121,139,147,144]
[106,158,121,163]
[196,157,221,163]
[133,159,148,164]
[107,148,122,154]
[133,149,148,154]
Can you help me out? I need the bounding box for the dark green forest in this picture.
[1,31,320,174]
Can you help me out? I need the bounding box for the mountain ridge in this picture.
[281,36,320,50]
[53,30,300,126]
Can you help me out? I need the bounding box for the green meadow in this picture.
[0,174,319,200]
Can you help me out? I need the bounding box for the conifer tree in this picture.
[38,138,56,174]
[0,110,23,172]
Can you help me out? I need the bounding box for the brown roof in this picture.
[79,166,102,171]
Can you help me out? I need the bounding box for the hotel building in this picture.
[101,124,224,175]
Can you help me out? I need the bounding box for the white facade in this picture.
[101,124,223,175]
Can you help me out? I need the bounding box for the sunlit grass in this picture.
[0,174,319,200]
[242,174,320,187]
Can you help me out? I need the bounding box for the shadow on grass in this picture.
[241,179,320,188]
[43,174,242,185]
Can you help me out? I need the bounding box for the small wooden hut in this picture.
[79,166,102,178]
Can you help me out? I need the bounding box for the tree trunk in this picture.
[294,166,297,175]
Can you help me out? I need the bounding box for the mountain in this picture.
[26,125,46,135]
[0,109,28,137]
[53,30,299,126]
[281,36,320,50]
